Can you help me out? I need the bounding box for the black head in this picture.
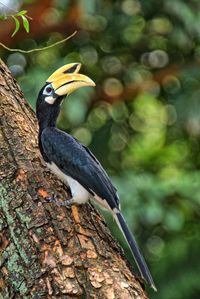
[36,83,63,115]
[36,63,95,130]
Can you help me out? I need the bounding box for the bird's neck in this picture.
[37,105,61,162]
[37,105,60,132]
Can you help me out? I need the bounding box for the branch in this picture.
[0,31,77,53]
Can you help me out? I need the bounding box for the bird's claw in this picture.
[45,194,63,205]
[45,194,73,208]
[63,198,74,208]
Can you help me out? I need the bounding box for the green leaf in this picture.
[11,16,20,37]
[21,15,29,33]
[16,10,27,16]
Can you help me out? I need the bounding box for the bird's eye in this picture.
[43,84,53,96]
[46,86,52,93]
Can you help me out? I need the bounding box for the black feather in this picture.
[41,127,119,209]
[115,212,157,291]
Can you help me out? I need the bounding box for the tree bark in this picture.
[0,59,148,299]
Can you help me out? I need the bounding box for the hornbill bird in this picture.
[36,63,156,291]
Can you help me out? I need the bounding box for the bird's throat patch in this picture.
[45,96,56,105]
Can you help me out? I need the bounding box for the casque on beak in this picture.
[46,63,95,96]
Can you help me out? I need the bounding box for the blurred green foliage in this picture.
[1,0,200,298]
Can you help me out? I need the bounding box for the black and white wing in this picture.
[41,127,119,210]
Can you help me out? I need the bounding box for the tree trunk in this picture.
[0,59,148,299]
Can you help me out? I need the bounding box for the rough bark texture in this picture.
[0,59,148,299]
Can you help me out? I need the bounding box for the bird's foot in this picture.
[45,194,74,208]
[63,198,74,208]
[45,194,64,205]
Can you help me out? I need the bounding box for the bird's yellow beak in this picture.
[46,63,95,96]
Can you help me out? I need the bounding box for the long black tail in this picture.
[114,211,157,291]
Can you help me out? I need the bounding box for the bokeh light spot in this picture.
[87,104,109,130]
[147,236,165,260]
[162,75,181,94]
[7,53,26,68]
[101,56,122,74]
[121,0,141,15]
[109,133,127,152]
[41,8,61,26]
[80,46,98,66]
[109,102,128,122]
[9,65,24,77]
[72,127,92,146]
[149,50,169,68]
[164,208,185,232]
[149,17,173,34]
[103,78,123,97]
[81,15,107,32]
[7,53,26,77]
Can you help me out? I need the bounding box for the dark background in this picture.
[1,1,200,298]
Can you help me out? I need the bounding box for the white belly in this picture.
[46,162,90,204]
[46,162,113,211]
